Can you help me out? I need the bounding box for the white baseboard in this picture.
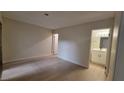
[3,54,52,64]
[57,56,88,68]
[3,55,89,69]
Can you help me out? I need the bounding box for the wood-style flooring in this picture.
[1,56,105,81]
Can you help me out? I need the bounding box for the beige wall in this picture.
[0,12,2,23]
[2,18,52,63]
[55,18,114,67]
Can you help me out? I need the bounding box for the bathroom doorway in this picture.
[90,28,112,78]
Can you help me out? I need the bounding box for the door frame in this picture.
[105,27,113,77]
[89,27,116,80]
[89,12,122,81]
[106,12,122,80]
[51,30,59,55]
[0,22,2,79]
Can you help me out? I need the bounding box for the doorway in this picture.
[52,33,59,55]
[90,28,112,79]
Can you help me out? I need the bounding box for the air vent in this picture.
[44,13,49,16]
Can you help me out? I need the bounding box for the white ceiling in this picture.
[2,11,115,29]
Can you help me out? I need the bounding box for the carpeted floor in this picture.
[1,56,105,81]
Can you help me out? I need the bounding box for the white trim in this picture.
[3,54,52,64]
[57,56,88,68]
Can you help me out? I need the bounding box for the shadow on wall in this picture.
[58,33,91,67]
[3,18,52,63]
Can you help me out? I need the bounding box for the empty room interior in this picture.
[0,11,123,81]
